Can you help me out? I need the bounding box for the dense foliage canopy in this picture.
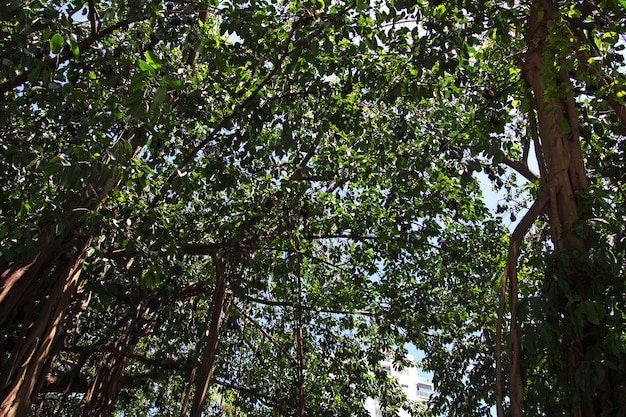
[1,0,625,416]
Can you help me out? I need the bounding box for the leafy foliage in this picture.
[1,0,625,417]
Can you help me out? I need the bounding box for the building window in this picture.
[417,382,434,396]
[417,382,433,391]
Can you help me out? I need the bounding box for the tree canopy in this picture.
[1,0,625,416]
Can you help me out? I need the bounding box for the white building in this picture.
[365,354,434,417]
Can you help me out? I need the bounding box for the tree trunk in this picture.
[0,176,116,417]
[0,237,92,417]
[524,1,602,416]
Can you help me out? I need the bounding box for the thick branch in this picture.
[87,0,99,34]
[501,156,540,182]
[496,189,550,417]
[0,238,91,417]
[190,255,229,417]
[294,251,305,417]
[184,1,215,65]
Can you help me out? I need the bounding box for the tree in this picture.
[1,1,625,417]
[403,1,626,416]
[393,1,626,416]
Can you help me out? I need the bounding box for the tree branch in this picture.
[0,19,132,95]
[239,294,377,317]
[191,255,229,417]
[87,0,99,35]
[501,156,540,182]
[496,188,550,417]
[213,378,284,409]
[291,131,324,181]
[232,302,298,366]
[567,20,626,129]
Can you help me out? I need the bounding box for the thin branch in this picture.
[232,302,298,366]
[303,233,378,241]
[291,131,324,181]
[186,242,351,272]
[566,19,626,128]
[44,368,183,394]
[213,378,283,409]
[240,294,377,317]
[521,136,531,167]
[64,343,187,373]
[438,79,520,153]
[182,243,228,256]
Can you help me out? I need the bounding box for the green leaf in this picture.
[153,86,168,104]
[577,301,603,326]
[144,50,162,69]
[49,33,65,54]
[137,59,154,74]
[69,39,80,58]
[141,270,159,291]
[433,4,446,18]
[27,65,42,84]
[162,74,183,89]
[322,40,334,54]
